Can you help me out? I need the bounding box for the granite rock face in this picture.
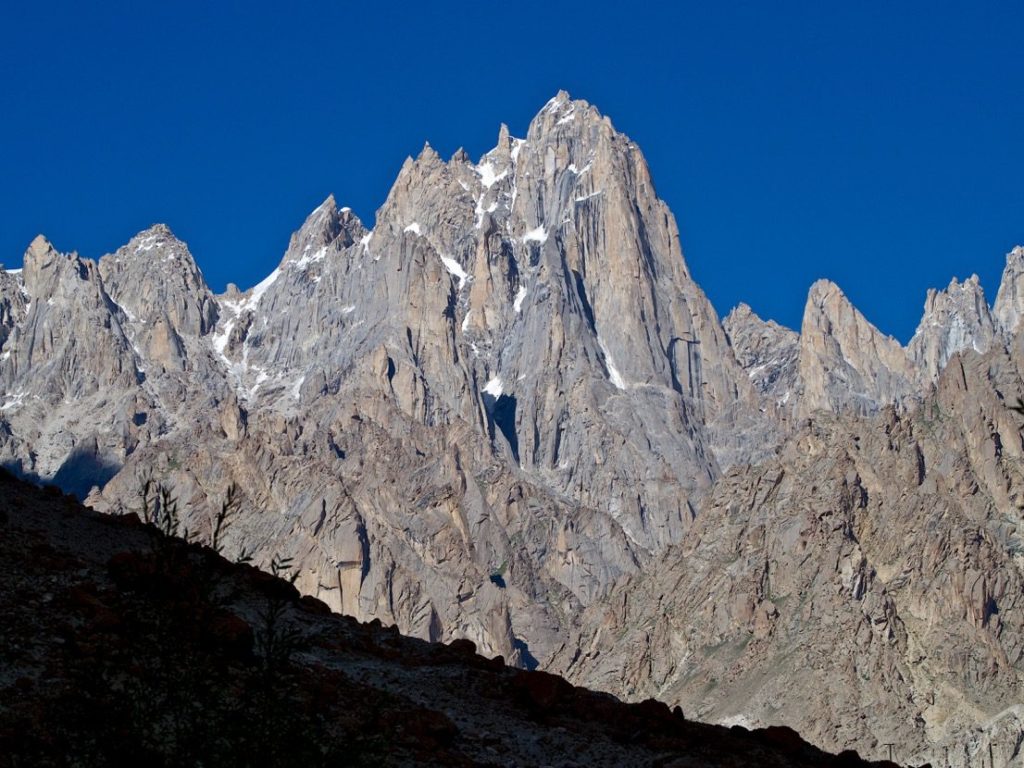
[907,274,997,382]
[554,335,1024,764]
[1,92,1022,762]
[0,470,909,768]
[724,302,800,409]
[993,245,1024,336]
[796,279,920,417]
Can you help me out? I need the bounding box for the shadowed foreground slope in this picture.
[0,470,915,767]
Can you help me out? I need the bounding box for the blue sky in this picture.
[2,2,1022,341]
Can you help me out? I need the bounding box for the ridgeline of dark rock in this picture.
[0,470,911,767]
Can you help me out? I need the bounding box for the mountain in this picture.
[1,92,1022,763]
[553,353,1024,765]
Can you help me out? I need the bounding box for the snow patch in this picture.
[360,231,373,254]
[290,374,306,400]
[110,297,137,324]
[244,268,281,312]
[510,139,525,163]
[211,319,235,358]
[135,234,161,253]
[439,255,469,289]
[1,390,27,411]
[476,161,508,189]
[483,376,503,398]
[522,226,548,244]
[514,286,528,313]
[291,246,326,270]
[574,191,604,203]
[341,305,356,315]
[718,714,759,730]
[4,268,22,275]
[556,109,576,125]
[248,368,269,398]
[598,337,627,390]
[461,310,472,332]
[474,196,500,229]
[404,222,422,236]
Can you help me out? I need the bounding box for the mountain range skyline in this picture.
[2,89,1022,763]
[5,114,1021,349]
[4,4,1023,343]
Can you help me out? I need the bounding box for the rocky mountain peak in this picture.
[134,222,175,240]
[115,223,193,265]
[417,141,441,164]
[798,279,918,416]
[22,236,95,300]
[724,301,756,323]
[806,277,842,307]
[907,273,996,380]
[27,233,55,259]
[992,244,1024,336]
[283,194,365,261]
[98,224,216,341]
[527,91,611,144]
[724,302,800,404]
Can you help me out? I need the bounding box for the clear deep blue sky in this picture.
[3,2,1022,341]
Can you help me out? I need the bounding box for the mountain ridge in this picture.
[0,467,911,767]
[1,92,1022,763]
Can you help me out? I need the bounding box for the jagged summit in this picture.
[907,273,996,380]
[723,302,800,405]
[26,233,56,258]
[724,301,756,321]
[798,278,918,416]
[538,89,598,120]
[548,88,573,105]
[132,221,177,239]
[113,223,192,263]
[805,277,846,306]
[281,193,365,263]
[416,141,441,163]
[993,244,1024,336]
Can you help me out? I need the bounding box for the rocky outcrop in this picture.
[553,333,1024,764]
[907,274,997,381]
[724,302,800,408]
[993,245,1024,336]
[0,268,27,352]
[0,469,906,767]
[0,237,147,493]
[97,224,218,373]
[797,279,919,417]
